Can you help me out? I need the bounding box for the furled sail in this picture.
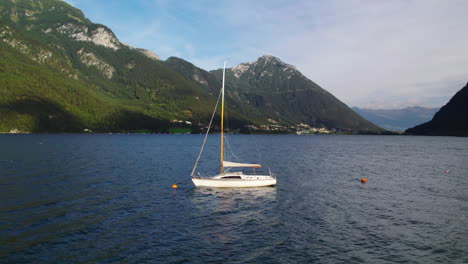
[223,161,262,168]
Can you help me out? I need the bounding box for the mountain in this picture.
[0,0,381,133]
[406,82,468,136]
[0,0,216,132]
[166,55,382,132]
[353,107,439,131]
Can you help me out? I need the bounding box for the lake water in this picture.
[0,134,467,263]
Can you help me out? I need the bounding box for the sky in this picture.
[64,0,468,109]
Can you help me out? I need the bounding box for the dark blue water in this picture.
[1,134,467,263]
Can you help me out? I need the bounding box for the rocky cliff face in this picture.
[77,48,115,79]
[0,21,79,79]
[231,55,298,81]
[1,24,53,63]
[1,0,161,58]
[137,48,161,61]
[55,23,121,50]
[406,82,468,136]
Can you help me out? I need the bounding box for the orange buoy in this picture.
[172,184,178,189]
[360,178,367,183]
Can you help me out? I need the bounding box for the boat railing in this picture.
[240,168,272,176]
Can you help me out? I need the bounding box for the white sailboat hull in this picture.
[191,173,276,188]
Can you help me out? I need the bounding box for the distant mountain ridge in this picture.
[165,55,382,131]
[353,107,439,131]
[213,55,381,131]
[0,0,381,133]
[406,82,468,136]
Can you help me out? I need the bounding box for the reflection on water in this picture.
[190,186,277,204]
[188,187,277,245]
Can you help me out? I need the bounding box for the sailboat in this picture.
[190,62,277,188]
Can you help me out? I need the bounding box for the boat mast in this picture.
[220,61,226,173]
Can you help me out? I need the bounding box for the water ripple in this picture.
[0,135,467,263]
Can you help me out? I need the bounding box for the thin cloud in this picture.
[201,0,468,108]
[63,0,468,108]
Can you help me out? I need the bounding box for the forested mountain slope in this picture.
[0,0,381,133]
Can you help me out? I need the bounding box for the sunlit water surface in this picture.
[1,134,467,263]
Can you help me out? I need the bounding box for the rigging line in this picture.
[190,89,222,177]
[223,101,239,162]
[223,106,238,172]
[225,135,239,161]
